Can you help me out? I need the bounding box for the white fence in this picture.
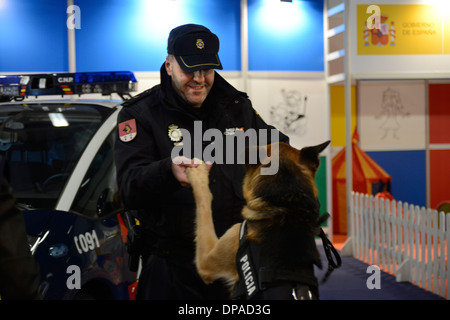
[349,192,450,299]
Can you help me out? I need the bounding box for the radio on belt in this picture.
[0,71,137,101]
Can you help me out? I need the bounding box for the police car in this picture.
[0,72,138,299]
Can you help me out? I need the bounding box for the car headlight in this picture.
[48,244,69,258]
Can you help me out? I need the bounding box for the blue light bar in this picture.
[0,75,21,86]
[74,71,137,84]
[0,71,137,101]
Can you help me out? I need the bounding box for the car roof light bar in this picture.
[0,71,137,101]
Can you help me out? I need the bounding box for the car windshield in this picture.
[0,102,114,209]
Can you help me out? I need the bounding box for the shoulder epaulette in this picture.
[237,90,249,99]
[122,86,157,107]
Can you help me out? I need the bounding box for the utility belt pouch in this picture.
[123,211,143,272]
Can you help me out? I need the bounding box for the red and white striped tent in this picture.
[332,131,392,234]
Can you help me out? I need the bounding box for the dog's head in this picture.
[241,141,330,222]
[242,141,330,270]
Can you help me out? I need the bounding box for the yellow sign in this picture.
[357,5,449,55]
[445,10,450,54]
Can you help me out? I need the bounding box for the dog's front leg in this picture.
[186,163,219,282]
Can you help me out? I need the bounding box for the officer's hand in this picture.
[172,157,213,188]
[171,156,200,188]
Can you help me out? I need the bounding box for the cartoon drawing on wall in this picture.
[269,89,307,135]
[359,80,425,151]
[376,87,410,140]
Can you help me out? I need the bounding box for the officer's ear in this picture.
[165,55,173,76]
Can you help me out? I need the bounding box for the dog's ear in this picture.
[299,140,331,175]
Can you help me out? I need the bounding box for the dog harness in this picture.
[233,215,341,300]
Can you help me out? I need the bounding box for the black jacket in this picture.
[114,64,288,258]
[0,176,41,300]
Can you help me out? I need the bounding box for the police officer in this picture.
[114,24,288,300]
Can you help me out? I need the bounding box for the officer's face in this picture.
[165,55,215,108]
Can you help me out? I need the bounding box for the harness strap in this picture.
[258,267,318,290]
[234,220,259,300]
[317,213,342,283]
[234,220,320,300]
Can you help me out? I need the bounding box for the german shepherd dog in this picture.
[186,141,331,300]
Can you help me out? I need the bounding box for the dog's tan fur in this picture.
[186,141,330,292]
[187,162,240,285]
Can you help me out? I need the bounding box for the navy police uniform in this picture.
[114,58,288,299]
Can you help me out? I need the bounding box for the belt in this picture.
[150,241,195,260]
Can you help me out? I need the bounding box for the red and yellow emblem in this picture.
[119,119,137,142]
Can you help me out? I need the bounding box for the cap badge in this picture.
[168,124,183,146]
[196,39,205,50]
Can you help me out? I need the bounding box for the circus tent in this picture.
[332,131,392,234]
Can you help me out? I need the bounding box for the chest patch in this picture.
[118,119,137,142]
[168,124,183,146]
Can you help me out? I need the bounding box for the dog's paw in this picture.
[186,161,209,188]
[199,274,214,285]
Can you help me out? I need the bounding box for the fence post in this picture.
[403,203,411,262]
[368,195,375,265]
[390,199,396,273]
[447,214,450,299]
[431,209,438,295]
[374,196,380,266]
[363,194,370,262]
[355,193,361,260]
[357,193,364,260]
[439,211,446,297]
[380,198,387,270]
[341,192,355,257]
[396,201,403,270]
[409,204,416,276]
[426,208,432,292]
[396,200,412,283]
